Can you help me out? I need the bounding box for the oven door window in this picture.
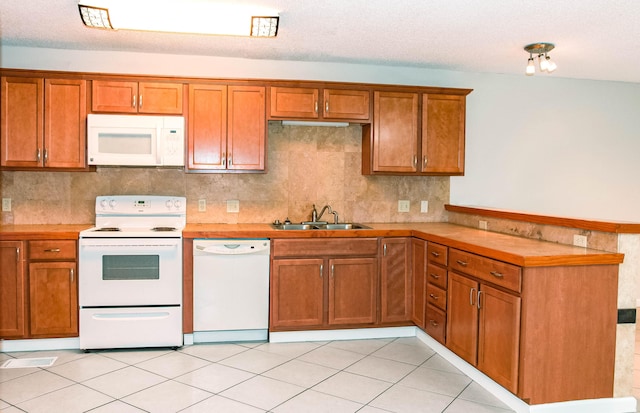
[103,255,160,280]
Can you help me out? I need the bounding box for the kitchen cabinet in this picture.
[187,84,266,171]
[411,239,427,329]
[270,238,378,330]
[27,240,78,338]
[0,241,25,338]
[362,91,467,176]
[269,86,370,121]
[92,80,183,114]
[446,248,522,394]
[1,76,87,169]
[380,237,411,323]
[424,242,448,344]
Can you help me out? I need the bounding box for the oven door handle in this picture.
[92,312,171,321]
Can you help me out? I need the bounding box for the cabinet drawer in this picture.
[427,242,448,266]
[425,304,446,344]
[273,238,378,257]
[426,283,447,311]
[449,249,521,293]
[28,240,76,260]
[427,264,447,289]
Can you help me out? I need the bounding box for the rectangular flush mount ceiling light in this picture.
[78,0,279,37]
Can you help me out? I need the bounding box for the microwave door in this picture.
[89,127,158,166]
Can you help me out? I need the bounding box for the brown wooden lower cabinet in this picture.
[380,237,411,323]
[0,241,26,338]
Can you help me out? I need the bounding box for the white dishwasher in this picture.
[193,239,270,343]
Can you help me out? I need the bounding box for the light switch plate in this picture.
[420,200,429,213]
[479,220,488,230]
[227,199,240,213]
[2,198,11,212]
[573,234,587,248]
[398,200,410,213]
[198,199,206,212]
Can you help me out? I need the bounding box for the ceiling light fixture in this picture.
[523,43,557,76]
[78,1,279,37]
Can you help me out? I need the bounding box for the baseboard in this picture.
[0,337,80,353]
[268,326,416,343]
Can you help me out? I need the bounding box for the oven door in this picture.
[79,237,182,307]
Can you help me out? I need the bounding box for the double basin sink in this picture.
[272,222,371,230]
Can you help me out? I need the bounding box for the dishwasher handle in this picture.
[194,240,270,255]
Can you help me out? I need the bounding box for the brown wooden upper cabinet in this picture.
[1,76,87,169]
[363,90,468,176]
[92,80,183,114]
[187,84,266,171]
[269,87,370,122]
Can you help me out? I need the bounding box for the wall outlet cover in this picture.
[573,234,588,248]
[398,200,410,213]
[227,199,240,213]
[198,199,206,212]
[420,200,429,213]
[2,198,11,212]
[479,220,488,230]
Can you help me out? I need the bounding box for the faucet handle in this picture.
[311,204,318,222]
[331,210,339,224]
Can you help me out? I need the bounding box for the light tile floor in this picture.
[0,337,515,413]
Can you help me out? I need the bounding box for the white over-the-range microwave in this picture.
[87,114,185,166]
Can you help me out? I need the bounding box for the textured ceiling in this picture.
[2,0,640,83]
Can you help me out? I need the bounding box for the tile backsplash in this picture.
[1,123,450,225]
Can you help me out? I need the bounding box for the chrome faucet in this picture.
[312,204,339,224]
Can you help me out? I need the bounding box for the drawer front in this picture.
[449,249,521,293]
[425,304,446,344]
[29,240,77,260]
[426,283,447,311]
[427,242,448,266]
[427,263,447,289]
[272,238,378,257]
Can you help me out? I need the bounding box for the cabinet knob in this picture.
[429,320,439,327]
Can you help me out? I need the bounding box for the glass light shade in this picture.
[78,0,279,37]
[539,54,549,72]
[546,56,557,73]
[525,58,535,76]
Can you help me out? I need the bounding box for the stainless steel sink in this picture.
[271,222,370,230]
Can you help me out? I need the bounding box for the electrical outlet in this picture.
[2,198,11,212]
[420,200,429,213]
[398,200,410,213]
[198,199,206,212]
[227,199,240,213]
[573,234,588,248]
[479,220,488,230]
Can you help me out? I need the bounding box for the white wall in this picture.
[3,45,640,222]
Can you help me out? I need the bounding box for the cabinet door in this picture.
[446,272,478,365]
[91,80,138,113]
[270,258,324,328]
[1,76,44,168]
[372,91,418,172]
[44,79,87,168]
[421,94,465,174]
[323,89,370,120]
[380,238,411,323]
[0,241,26,338]
[187,84,227,170]
[29,261,78,337]
[138,82,183,114]
[328,257,377,325]
[411,238,427,328]
[269,87,319,119]
[228,86,266,170]
[477,284,521,393]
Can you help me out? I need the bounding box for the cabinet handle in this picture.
[331,264,335,278]
[469,287,475,306]
[44,248,61,253]
[325,101,329,113]
[430,273,439,279]
[320,264,323,278]
[456,259,468,267]
[413,155,418,167]
[139,94,143,108]
[429,293,439,300]
[70,268,74,283]
[43,149,48,164]
[423,156,428,167]
[431,251,440,257]
[429,320,439,327]
[228,153,232,166]
[36,148,41,162]
[132,94,136,108]
[383,244,387,256]
[490,271,504,278]
[222,152,226,166]
[16,247,20,262]
[314,101,318,113]
[477,290,482,309]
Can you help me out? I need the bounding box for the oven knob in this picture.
[173,199,182,209]
[165,200,173,209]
[108,199,117,209]
[99,199,108,209]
